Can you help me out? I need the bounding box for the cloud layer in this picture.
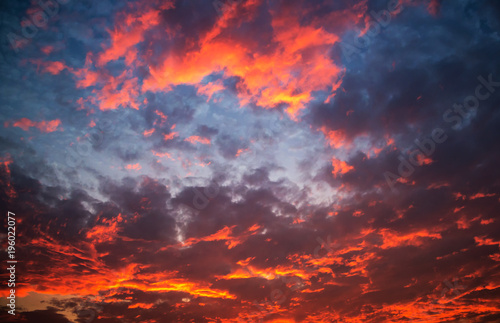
[1,0,500,322]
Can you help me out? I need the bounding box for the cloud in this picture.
[0,0,499,322]
[5,118,62,133]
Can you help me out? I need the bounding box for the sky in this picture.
[0,0,499,322]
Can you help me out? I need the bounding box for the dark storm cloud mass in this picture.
[0,0,499,322]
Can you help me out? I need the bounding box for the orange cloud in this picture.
[125,163,142,170]
[70,54,102,89]
[154,110,168,126]
[86,214,124,243]
[183,226,241,249]
[152,150,174,160]
[97,4,169,66]
[184,136,211,145]
[63,2,169,112]
[470,192,496,200]
[474,236,500,248]
[379,228,442,249]
[95,70,140,110]
[143,128,155,137]
[43,61,67,75]
[183,224,262,250]
[142,2,343,119]
[235,148,249,157]
[331,158,354,177]
[6,118,62,133]
[319,126,348,149]
[0,155,16,199]
[164,132,179,141]
[128,303,155,309]
[415,153,433,165]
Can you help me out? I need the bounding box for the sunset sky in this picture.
[1,0,500,322]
